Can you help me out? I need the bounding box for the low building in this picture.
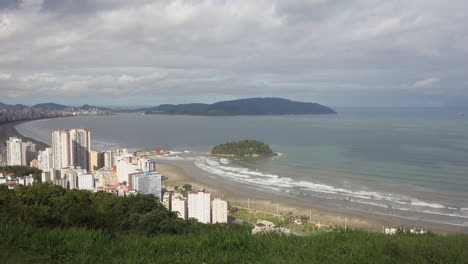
[78,173,95,190]
[172,195,188,220]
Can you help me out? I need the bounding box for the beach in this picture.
[11,116,468,234]
[159,162,393,232]
[0,121,49,151]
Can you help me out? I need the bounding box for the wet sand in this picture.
[158,162,388,232]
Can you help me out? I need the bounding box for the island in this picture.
[142,97,336,116]
[211,140,275,157]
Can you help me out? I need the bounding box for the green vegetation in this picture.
[1,184,468,263]
[212,140,274,157]
[1,224,467,264]
[231,207,332,235]
[0,184,246,235]
[0,165,42,182]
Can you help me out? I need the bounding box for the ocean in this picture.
[16,108,468,231]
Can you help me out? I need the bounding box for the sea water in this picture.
[16,108,468,231]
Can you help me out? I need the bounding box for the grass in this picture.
[1,224,467,264]
[231,207,331,235]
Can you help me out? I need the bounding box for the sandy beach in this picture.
[158,162,389,232]
[7,119,466,234]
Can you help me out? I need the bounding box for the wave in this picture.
[192,155,463,217]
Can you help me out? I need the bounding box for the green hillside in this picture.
[0,184,467,263]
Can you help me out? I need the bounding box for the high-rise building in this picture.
[6,137,24,166]
[69,129,91,171]
[133,171,162,200]
[172,195,188,220]
[188,189,212,224]
[52,129,91,174]
[212,198,228,223]
[21,141,37,166]
[38,147,53,173]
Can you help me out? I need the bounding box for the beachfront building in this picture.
[6,137,24,166]
[212,198,228,223]
[52,129,91,175]
[133,171,163,200]
[188,189,212,224]
[116,155,139,183]
[172,195,188,220]
[138,158,157,172]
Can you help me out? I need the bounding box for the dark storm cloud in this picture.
[0,0,467,106]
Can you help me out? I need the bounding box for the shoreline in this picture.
[6,118,467,234]
[0,121,50,151]
[157,161,464,234]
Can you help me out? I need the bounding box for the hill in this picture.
[144,98,336,115]
[212,140,275,157]
[32,103,71,110]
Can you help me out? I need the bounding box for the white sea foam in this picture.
[192,155,460,218]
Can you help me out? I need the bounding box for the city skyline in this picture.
[1,0,467,107]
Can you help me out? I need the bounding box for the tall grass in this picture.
[1,224,467,264]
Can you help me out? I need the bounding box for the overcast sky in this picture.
[0,0,467,107]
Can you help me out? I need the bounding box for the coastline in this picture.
[8,118,467,234]
[0,121,50,151]
[159,162,390,232]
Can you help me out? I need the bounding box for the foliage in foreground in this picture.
[1,223,467,264]
[0,184,247,235]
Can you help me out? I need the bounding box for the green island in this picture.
[211,140,275,157]
[0,184,467,263]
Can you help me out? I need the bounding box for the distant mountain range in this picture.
[143,98,336,115]
[0,102,109,111]
[1,98,336,115]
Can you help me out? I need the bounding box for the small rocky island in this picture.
[211,140,275,158]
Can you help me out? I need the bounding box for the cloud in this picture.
[411,77,440,88]
[0,0,467,106]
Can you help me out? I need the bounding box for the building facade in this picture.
[172,195,188,220]
[52,129,91,175]
[188,189,212,224]
[212,198,228,223]
[6,137,24,166]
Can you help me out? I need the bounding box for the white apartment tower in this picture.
[212,198,228,223]
[188,189,212,224]
[6,137,23,166]
[52,129,91,174]
[38,147,53,173]
[6,137,36,166]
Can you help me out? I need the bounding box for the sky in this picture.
[0,0,467,107]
